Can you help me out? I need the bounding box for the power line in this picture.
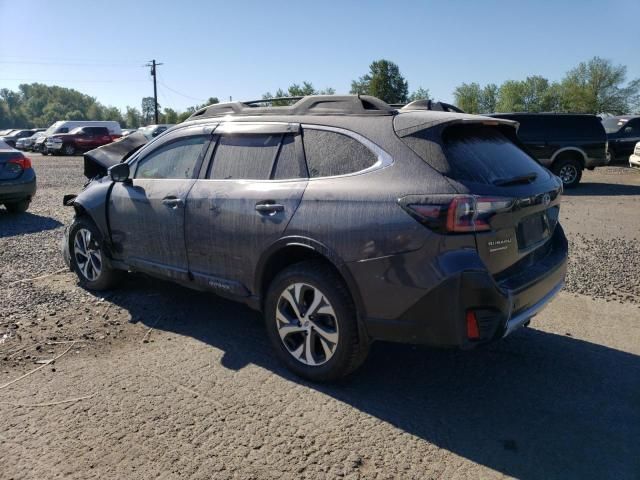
[0,60,143,68]
[157,78,206,103]
[0,77,147,83]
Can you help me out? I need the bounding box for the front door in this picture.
[185,123,307,295]
[108,133,210,281]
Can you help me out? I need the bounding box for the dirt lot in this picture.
[1,154,639,479]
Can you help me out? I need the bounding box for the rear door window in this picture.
[547,116,604,141]
[209,133,307,180]
[210,134,280,180]
[302,128,377,178]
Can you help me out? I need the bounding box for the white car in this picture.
[630,142,640,169]
[137,124,174,140]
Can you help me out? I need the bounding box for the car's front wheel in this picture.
[264,261,369,382]
[69,217,121,290]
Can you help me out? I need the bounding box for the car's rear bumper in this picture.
[0,169,37,202]
[630,154,640,169]
[351,225,568,348]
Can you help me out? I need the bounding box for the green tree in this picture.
[163,107,178,124]
[125,106,141,129]
[263,82,334,106]
[350,60,409,104]
[479,83,498,113]
[141,97,157,125]
[560,56,640,114]
[453,82,482,113]
[408,87,431,102]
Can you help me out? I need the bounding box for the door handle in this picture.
[255,202,284,214]
[162,196,184,208]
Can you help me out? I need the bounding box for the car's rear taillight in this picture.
[8,156,32,169]
[400,195,513,233]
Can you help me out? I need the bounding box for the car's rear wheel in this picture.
[4,199,30,213]
[553,158,582,188]
[264,261,369,382]
[62,144,75,156]
[69,217,121,290]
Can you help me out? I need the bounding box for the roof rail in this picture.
[400,100,465,113]
[188,95,397,120]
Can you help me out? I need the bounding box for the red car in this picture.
[45,126,119,156]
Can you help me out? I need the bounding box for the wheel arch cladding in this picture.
[256,241,365,316]
[552,148,586,167]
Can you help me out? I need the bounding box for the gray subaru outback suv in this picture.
[62,95,567,381]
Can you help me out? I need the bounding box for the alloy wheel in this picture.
[276,283,339,366]
[558,164,578,185]
[73,228,102,281]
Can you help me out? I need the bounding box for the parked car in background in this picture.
[0,139,36,213]
[138,124,174,139]
[37,120,122,155]
[0,129,17,136]
[62,95,567,381]
[15,129,46,151]
[629,142,640,169]
[602,115,640,163]
[121,129,137,137]
[46,126,118,156]
[1,129,39,148]
[489,113,607,188]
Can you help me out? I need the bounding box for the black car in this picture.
[62,95,567,381]
[489,113,607,188]
[602,115,640,163]
[0,141,36,213]
[1,129,37,148]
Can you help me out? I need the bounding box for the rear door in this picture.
[185,122,307,294]
[108,126,212,281]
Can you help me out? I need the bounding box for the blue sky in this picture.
[1,0,639,112]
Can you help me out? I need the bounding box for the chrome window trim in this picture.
[301,124,393,180]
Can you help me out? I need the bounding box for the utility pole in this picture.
[145,59,163,124]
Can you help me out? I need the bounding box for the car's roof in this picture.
[180,96,517,140]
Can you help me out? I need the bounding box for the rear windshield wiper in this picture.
[493,172,538,186]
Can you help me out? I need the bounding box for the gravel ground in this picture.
[1,155,639,479]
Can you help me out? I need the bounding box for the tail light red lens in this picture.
[466,310,480,339]
[8,156,32,170]
[400,195,513,233]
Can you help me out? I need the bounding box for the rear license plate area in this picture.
[517,212,550,249]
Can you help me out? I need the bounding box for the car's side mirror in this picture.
[109,163,131,183]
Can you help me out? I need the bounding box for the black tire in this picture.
[69,216,122,290]
[62,143,75,156]
[4,199,30,213]
[552,157,582,188]
[607,149,616,164]
[264,260,369,382]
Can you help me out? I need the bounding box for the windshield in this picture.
[44,122,64,135]
[601,117,627,134]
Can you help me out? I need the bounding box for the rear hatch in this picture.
[396,115,562,276]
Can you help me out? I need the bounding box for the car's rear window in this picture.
[403,124,547,185]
